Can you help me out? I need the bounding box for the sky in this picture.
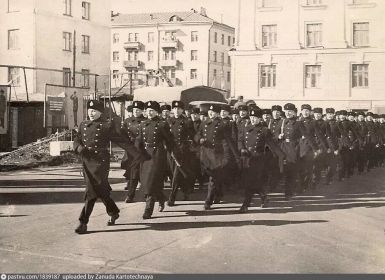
[111,0,239,28]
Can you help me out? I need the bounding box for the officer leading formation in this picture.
[73,99,385,234]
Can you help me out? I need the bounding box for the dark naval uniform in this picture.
[267,115,283,191]
[196,104,239,210]
[167,103,196,205]
[355,117,368,174]
[238,111,284,212]
[121,112,146,202]
[136,102,175,219]
[324,110,341,184]
[74,100,143,233]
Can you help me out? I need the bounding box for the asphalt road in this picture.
[0,163,384,274]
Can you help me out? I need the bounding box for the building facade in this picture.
[231,0,385,112]
[0,0,110,148]
[111,9,235,93]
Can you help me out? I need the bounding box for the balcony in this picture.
[123,41,140,49]
[123,60,140,68]
[160,59,178,68]
[160,37,178,49]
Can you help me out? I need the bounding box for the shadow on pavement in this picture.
[85,219,329,234]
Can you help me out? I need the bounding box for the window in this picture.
[221,34,225,45]
[228,36,231,46]
[63,68,71,87]
[262,0,278,7]
[113,51,119,62]
[190,69,197,79]
[260,65,276,88]
[148,51,154,61]
[165,31,176,40]
[112,70,119,80]
[8,29,19,50]
[8,0,20,12]
[128,51,138,61]
[233,37,236,44]
[82,2,90,20]
[191,50,198,61]
[221,53,224,63]
[128,33,139,42]
[113,33,119,44]
[352,0,369,4]
[227,71,231,82]
[81,35,90,53]
[163,50,176,60]
[262,25,277,48]
[191,31,198,42]
[228,55,231,65]
[214,32,218,43]
[352,64,368,88]
[305,65,321,88]
[81,69,90,87]
[306,0,322,4]
[165,69,176,79]
[213,69,217,78]
[213,51,217,62]
[306,23,322,47]
[353,22,369,47]
[148,32,154,43]
[8,67,20,86]
[64,0,71,16]
[63,32,72,51]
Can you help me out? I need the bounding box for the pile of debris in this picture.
[0,130,81,172]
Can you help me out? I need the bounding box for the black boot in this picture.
[107,213,119,226]
[75,223,87,234]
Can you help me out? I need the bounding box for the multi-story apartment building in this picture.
[111,9,235,93]
[231,0,385,112]
[0,0,110,148]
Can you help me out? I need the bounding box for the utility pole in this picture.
[72,30,76,87]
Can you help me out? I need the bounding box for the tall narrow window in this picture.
[8,0,20,12]
[148,51,154,61]
[352,64,369,88]
[8,67,21,86]
[63,32,72,51]
[64,0,72,16]
[306,23,322,47]
[191,31,198,42]
[221,34,225,45]
[190,69,197,80]
[228,36,231,46]
[63,68,71,87]
[113,51,119,62]
[191,50,198,61]
[113,33,119,44]
[8,29,19,50]
[305,65,321,88]
[213,69,217,78]
[221,53,224,64]
[260,65,276,88]
[227,72,231,82]
[148,32,154,43]
[262,25,277,48]
[82,2,90,20]
[81,35,90,53]
[353,22,369,47]
[81,69,90,87]
[214,32,218,43]
[213,51,217,62]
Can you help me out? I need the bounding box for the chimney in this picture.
[200,7,207,17]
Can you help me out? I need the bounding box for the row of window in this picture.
[63,32,90,53]
[7,29,90,53]
[112,31,234,45]
[7,67,90,88]
[64,0,91,20]
[111,69,231,83]
[259,64,369,89]
[260,0,372,8]
[112,50,231,64]
[259,22,369,49]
